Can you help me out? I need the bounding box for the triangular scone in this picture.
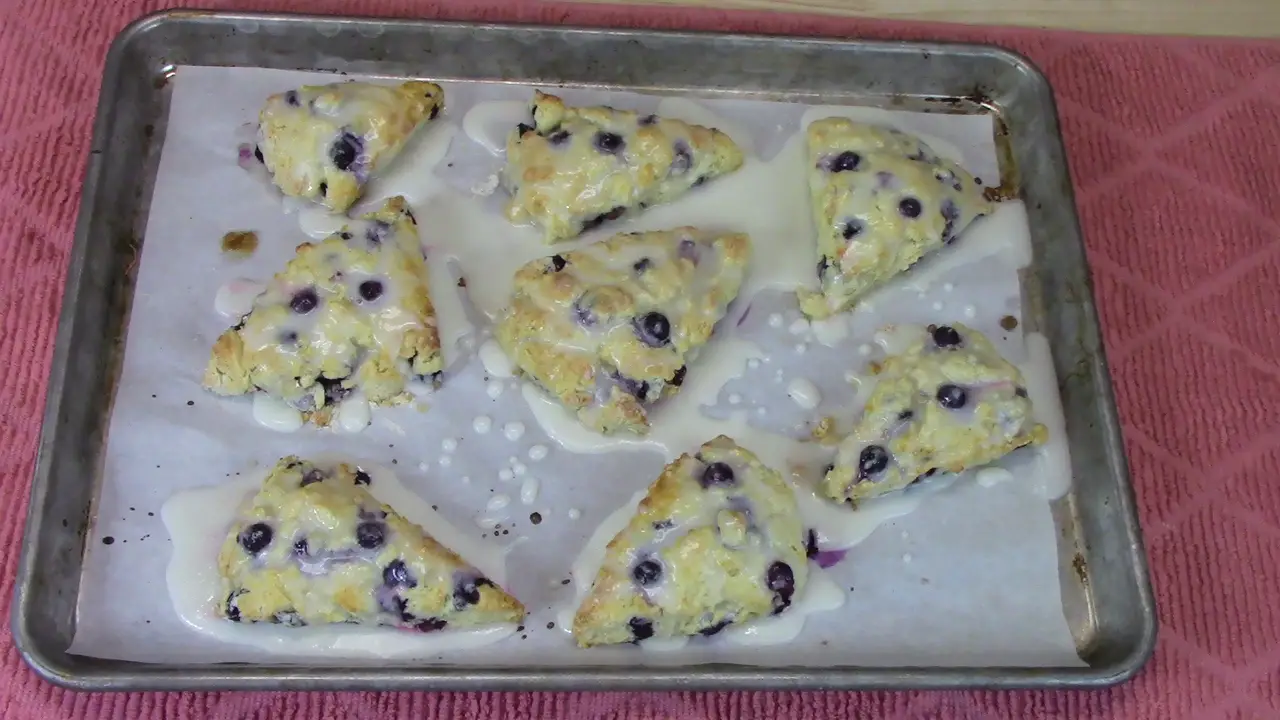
[495,228,750,435]
[822,323,1048,504]
[204,196,442,426]
[798,118,994,319]
[572,436,809,647]
[218,456,525,630]
[253,80,444,213]
[502,91,745,243]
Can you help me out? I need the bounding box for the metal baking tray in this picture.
[13,9,1155,691]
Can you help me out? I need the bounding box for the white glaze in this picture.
[768,313,783,328]
[567,508,581,520]
[794,470,962,550]
[461,100,527,155]
[556,489,648,639]
[478,339,515,378]
[503,422,525,442]
[786,378,821,410]
[788,318,810,336]
[512,462,527,477]
[527,445,548,462]
[976,467,1015,487]
[335,394,371,433]
[472,415,492,434]
[160,462,515,658]
[441,438,457,453]
[498,469,514,482]
[487,494,511,512]
[214,278,266,320]
[810,316,849,347]
[519,477,539,505]
[251,394,303,432]
[486,380,505,399]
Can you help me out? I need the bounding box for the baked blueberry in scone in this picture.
[501,91,745,243]
[798,118,994,319]
[252,80,444,213]
[571,436,809,647]
[218,456,525,629]
[822,323,1048,504]
[203,196,442,426]
[494,227,750,435]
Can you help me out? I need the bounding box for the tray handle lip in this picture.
[12,8,1159,691]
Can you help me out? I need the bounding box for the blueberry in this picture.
[670,365,686,387]
[817,257,830,281]
[766,561,796,614]
[358,280,383,302]
[670,141,692,174]
[652,519,674,530]
[931,325,962,348]
[805,529,819,558]
[365,221,389,246]
[299,468,325,487]
[581,205,626,233]
[278,330,299,346]
[318,181,327,197]
[916,468,939,483]
[271,610,305,627]
[293,539,309,556]
[550,254,568,272]
[632,257,652,274]
[828,151,861,172]
[225,590,245,622]
[316,376,350,405]
[699,619,732,636]
[940,199,960,243]
[284,90,299,107]
[356,522,386,549]
[416,618,448,632]
[678,238,700,263]
[897,410,915,422]
[632,559,662,587]
[823,463,835,475]
[548,130,571,145]
[936,384,968,409]
[453,577,495,608]
[329,132,360,172]
[572,296,597,327]
[638,114,658,126]
[253,146,264,164]
[899,197,923,219]
[429,105,440,120]
[383,560,417,588]
[354,470,372,486]
[290,288,318,314]
[613,374,650,401]
[858,445,890,479]
[594,131,625,154]
[239,523,273,554]
[692,175,707,187]
[628,616,655,642]
[1014,386,1029,398]
[700,461,735,488]
[635,311,671,347]
[842,219,864,240]
[516,122,535,136]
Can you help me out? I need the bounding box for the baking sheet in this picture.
[66,66,1083,667]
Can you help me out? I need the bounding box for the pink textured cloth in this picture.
[3,0,1279,717]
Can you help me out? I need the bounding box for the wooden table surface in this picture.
[568,0,1280,38]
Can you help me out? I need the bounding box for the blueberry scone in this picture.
[502,91,745,243]
[798,118,994,319]
[204,196,442,425]
[218,456,525,630]
[495,227,750,434]
[822,323,1048,504]
[572,436,809,647]
[252,80,444,213]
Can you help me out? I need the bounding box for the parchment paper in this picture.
[66,66,1084,667]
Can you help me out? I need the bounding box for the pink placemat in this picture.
[4,0,1280,717]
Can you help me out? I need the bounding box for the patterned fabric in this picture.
[3,0,1279,717]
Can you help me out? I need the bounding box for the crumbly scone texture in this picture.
[798,118,994,319]
[495,227,750,435]
[203,196,442,426]
[502,91,745,243]
[572,435,809,647]
[822,323,1049,504]
[217,455,525,630]
[256,80,444,213]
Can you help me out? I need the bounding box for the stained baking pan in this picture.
[12,10,1155,690]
